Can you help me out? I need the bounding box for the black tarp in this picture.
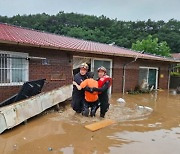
[0,79,46,107]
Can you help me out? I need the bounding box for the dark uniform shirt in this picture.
[73,73,88,96]
[71,72,88,112]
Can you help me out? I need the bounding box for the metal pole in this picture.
[122,65,126,95]
[167,64,171,91]
[122,56,138,95]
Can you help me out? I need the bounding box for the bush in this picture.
[170,72,180,76]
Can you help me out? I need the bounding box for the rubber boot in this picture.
[100,113,105,118]
[90,105,99,117]
[82,108,89,117]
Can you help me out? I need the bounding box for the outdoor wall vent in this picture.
[42,59,50,65]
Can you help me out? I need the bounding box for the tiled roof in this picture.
[0,23,179,62]
[172,53,180,60]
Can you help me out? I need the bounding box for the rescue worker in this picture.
[92,66,112,118]
[71,63,89,113]
[73,72,99,117]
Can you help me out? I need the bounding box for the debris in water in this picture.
[136,105,153,112]
[13,144,17,150]
[148,124,156,127]
[85,119,115,131]
[117,98,126,103]
[170,90,177,95]
[117,98,126,107]
[91,136,94,141]
[48,147,53,151]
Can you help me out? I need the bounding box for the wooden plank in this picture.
[85,119,115,131]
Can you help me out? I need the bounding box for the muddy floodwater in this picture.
[0,90,180,154]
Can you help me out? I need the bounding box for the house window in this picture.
[139,67,158,89]
[0,51,29,86]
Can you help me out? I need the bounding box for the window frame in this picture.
[139,66,159,89]
[0,50,29,86]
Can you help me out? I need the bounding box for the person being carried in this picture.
[73,72,99,117]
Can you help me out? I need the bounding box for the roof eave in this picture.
[0,40,179,63]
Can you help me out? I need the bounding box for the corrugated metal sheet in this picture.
[0,23,179,62]
[0,84,73,134]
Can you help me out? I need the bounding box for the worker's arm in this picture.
[73,81,82,90]
[73,80,88,91]
[93,81,110,92]
[84,86,94,93]
[73,74,83,85]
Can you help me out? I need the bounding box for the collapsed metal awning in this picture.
[0,79,46,107]
[0,84,73,134]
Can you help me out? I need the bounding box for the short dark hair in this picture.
[88,72,94,78]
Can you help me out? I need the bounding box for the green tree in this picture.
[131,35,171,57]
[0,13,179,53]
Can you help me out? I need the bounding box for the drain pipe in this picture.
[122,52,144,95]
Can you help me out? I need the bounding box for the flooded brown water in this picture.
[0,90,180,154]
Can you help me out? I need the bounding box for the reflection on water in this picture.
[0,91,180,154]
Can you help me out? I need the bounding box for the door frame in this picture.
[139,66,159,89]
[73,56,113,94]
[73,56,112,78]
[91,58,112,78]
[91,58,112,94]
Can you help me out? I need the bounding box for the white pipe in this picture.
[122,54,141,95]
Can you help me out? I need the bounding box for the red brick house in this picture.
[0,23,179,102]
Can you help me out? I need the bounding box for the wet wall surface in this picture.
[0,91,180,154]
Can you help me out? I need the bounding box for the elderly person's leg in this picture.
[90,100,100,117]
[82,100,89,117]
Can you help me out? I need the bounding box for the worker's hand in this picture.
[92,87,98,91]
[89,88,94,93]
[73,81,77,85]
[84,86,94,93]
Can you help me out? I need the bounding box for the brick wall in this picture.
[112,57,140,93]
[158,63,169,89]
[71,52,170,93]
[112,57,170,93]
[28,49,73,92]
[0,44,73,102]
[0,43,170,102]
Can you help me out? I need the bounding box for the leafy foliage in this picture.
[132,35,171,56]
[0,12,179,53]
[170,72,180,76]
